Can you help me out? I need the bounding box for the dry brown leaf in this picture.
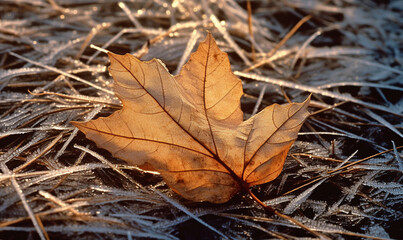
[72,33,310,204]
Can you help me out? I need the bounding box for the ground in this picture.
[0,0,402,239]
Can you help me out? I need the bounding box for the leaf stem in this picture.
[246,188,275,215]
[246,188,331,240]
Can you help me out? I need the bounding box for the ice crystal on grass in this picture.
[1,0,402,239]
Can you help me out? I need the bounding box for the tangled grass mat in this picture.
[0,1,402,239]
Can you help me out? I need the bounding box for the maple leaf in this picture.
[72,33,310,204]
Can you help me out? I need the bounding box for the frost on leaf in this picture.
[72,33,310,203]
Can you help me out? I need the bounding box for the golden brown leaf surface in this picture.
[72,33,310,203]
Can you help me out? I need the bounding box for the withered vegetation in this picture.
[0,1,402,239]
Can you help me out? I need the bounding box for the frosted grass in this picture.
[1,0,402,239]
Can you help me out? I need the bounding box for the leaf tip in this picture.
[106,51,117,61]
[204,31,217,48]
[71,120,95,135]
[70,120,85,131]
[302,94,311,113]
[107,52,124,66]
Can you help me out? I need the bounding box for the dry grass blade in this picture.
[236,71,402,117]
[8,52,113,95]
[74,144,143,189]
[155,191,229,240]
[0,161,47,240]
